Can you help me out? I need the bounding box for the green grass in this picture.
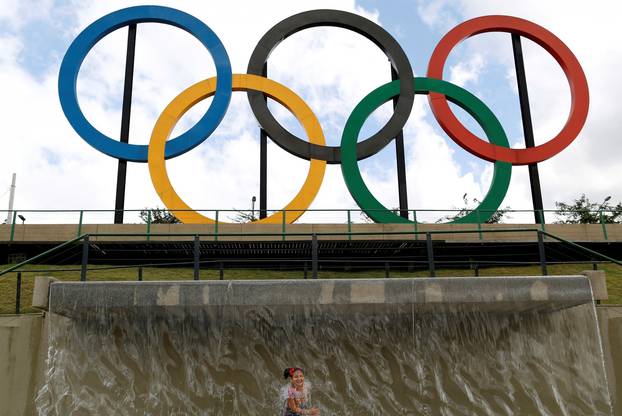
[1,263,621,314]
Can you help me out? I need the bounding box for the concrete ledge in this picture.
[582,270,608,301]
[31,276,57,310]
[47,276,593,318]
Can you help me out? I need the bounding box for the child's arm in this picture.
[286,398,320,415]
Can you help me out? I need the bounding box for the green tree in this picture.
[437,193,510,224]
[555,194,621,224]
[139,208,180,224]
[231,210,257,223]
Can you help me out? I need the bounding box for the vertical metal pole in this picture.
[9,211,16,242]
[81,235,89,281]
[384,262,390,279]
[259,63,268,219]
[303,261,308,279]
[391,67,409,219]
[599,211,609,241]
[347,210,352,241]
[311,234,318,279]
[76,210,83,237]
[194,234,200,280]
[412,210,418,240]
[512,34,545,225]
[15,272,21,314]
[146,209,151,242]
[426,232,435,277]
[219,262,224,280]
[114,24,137,225]
[214,210,219,241]
[537,231,548,276]
[6,173,16,225]
[137,266,143,281]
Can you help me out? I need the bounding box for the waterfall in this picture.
[36,279,613,415]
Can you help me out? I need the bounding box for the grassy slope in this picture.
[0,263,620,314]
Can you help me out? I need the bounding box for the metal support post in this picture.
[15,272,21,314]
[219,262,224,280]
[193,234,200,280]
[137,267,143,281]
[391,67,409,219]
[426,232,435,277]
[537,231,548,276]
[80,235,89,281]
[384,262,390,279]
[311,234,318,279]
[259,63,268,219]
[77,210,84,237]
[347,210,352,240]
[303,261,308,279]
[512,34,545,225]
[114,24,137,224]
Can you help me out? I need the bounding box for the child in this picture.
[282,367,320,416]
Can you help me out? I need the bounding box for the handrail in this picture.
[541,231,622,267]
[2,228,620,282]
[0,234,86,277]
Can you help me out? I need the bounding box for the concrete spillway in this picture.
[36,277,612,415]
[48,276,592,316]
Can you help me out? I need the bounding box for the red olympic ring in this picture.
[427,15,589,165]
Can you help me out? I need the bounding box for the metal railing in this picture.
[1,228,621,314]
[1,208,619,242]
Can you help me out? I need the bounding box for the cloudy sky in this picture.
[0,0,620,224]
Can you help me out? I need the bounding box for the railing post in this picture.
[9,211,17,242]
[303,261,308,279]
[426,232,435,277]
[347,210,352,241]
[77,210,84,237]
[282,209,286,241]
[476,210,483,241]
[412,210,418,240]
[311,233,318,279]
[137,266,143,281]
[537,230,548,276]
[15,272,21,314]
[600,211,609,241]
[384,262,390,279]
[81,235,89,281]
[219,262,224,280]
[214,210,219,242]
[193,234,200,280]
[146,209,152,242]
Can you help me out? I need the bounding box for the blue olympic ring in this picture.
[58,6,232,162]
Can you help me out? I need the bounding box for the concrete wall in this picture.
[0,314,47,416]
[1,307,621,415]
[598,306,622,415]
[1,223,620,243]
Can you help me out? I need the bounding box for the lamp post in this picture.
[598,196,612,241]
[598,195,612,222]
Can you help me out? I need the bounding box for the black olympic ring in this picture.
[246,9,415,163]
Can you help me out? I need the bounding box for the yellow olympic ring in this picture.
[148,74,327,224]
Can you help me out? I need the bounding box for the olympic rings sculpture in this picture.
[58,6,589,224]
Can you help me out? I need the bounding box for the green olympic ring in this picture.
[340,77,512,224]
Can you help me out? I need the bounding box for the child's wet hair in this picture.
[283,367,304,379]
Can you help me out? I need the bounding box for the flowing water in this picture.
[36,295,612,415]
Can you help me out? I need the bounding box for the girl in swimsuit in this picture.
[282,367,320,416]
